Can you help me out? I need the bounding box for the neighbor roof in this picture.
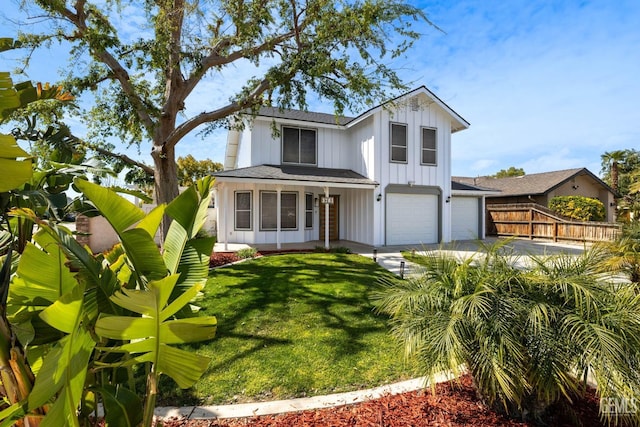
[453,168,614,197]
[451,180,496,192]
[214,164,378,187]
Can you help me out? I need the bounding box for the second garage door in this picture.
[386,193,438,245]
[451,197,479,240]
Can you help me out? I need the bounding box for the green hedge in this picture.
[549,196,606,221]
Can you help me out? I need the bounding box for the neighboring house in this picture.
[453,168,616,222]
[213,86,492,250]
[76,187,217,254]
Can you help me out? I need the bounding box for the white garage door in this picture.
[387,193,438,245]
[451,197,479,240]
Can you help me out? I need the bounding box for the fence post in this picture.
[529,208,534,240]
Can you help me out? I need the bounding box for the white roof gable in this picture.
[346,86,470,133]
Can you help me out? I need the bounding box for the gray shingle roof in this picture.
[257,107,354,126]
[214,164,378,186]
[253,86,470,131]
[451,180,495,192]
[453,168,612,196]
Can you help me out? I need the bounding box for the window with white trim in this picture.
[282,126,317,165]
[390,123,407,163]
[234,191,252,230]
[421,127,437,165]
[260,192,298,230]
[305,193,313,229]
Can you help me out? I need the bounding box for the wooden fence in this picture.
[486,203,621,243]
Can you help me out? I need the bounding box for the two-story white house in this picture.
[213,86,486,249]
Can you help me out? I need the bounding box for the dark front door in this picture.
[319,195,340,241]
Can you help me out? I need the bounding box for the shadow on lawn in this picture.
[203,254,393,356]
[157,253,403,406]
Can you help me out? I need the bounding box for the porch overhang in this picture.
[213,164,379,190]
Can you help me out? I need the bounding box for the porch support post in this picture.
[276,186,282,250]
[222,184,228,251]
[324,186,330,250]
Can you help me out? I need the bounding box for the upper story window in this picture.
[390,123,407,163]
[421,127,437,166]
[282,126,317,165]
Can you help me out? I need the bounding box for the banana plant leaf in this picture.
[75,179,169,283]
[73,179,145,234]
[163,177,215,309]
[95,274,216,388]
[0,402,25,427]
[8,228,78,348]
[93,385,143,427]
[0,72,21,115]
[28,284,96,426]
[0,134,32,192]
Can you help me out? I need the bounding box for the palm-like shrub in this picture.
[372,240,640,424]
[601,221,640,286]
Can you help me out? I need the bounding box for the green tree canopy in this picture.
[177,155,223,187]
[601,148,640,220]
[492,166,525,178]
[7,0,431,237]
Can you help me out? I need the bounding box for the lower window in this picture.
[234,191,252,230]
[305,193,313,228]
[260,192,298,230]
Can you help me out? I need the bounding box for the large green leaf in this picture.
[119,228,167,282]
[28,284,95,426]
[8,229,78,347]
[0,402,26,427]
[0,72,20,115]
[164,178,213,275]
[95,385,143,427]
[0,136,32,192]
[74,179,145,234]
[95,275,216,388]
[136,204,165,238]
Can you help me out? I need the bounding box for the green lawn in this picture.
[159,253,419,405]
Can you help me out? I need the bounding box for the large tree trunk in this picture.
[152,142,179,242]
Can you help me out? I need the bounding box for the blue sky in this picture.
[2,0,639,178]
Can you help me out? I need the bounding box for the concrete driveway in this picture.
[348,237,589,276]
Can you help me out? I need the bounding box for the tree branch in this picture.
[165,76,275,149]
[56,1,156,133]
[162,0,187,117]
[181,28,300,103]
[87,143,155,176]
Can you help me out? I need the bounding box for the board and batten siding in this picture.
[217,182,375,246]
[349,116,376,179]
[340,188,375,245]
[235,126,254,168]
[244,119,355,168]
[217,182,316,245]
[372,94,454,245]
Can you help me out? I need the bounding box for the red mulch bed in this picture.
[210,252,242,267]
[160,375,605,427]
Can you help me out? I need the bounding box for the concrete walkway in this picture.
[176,237,587,421]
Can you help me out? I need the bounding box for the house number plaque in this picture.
[321,196,334,205]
